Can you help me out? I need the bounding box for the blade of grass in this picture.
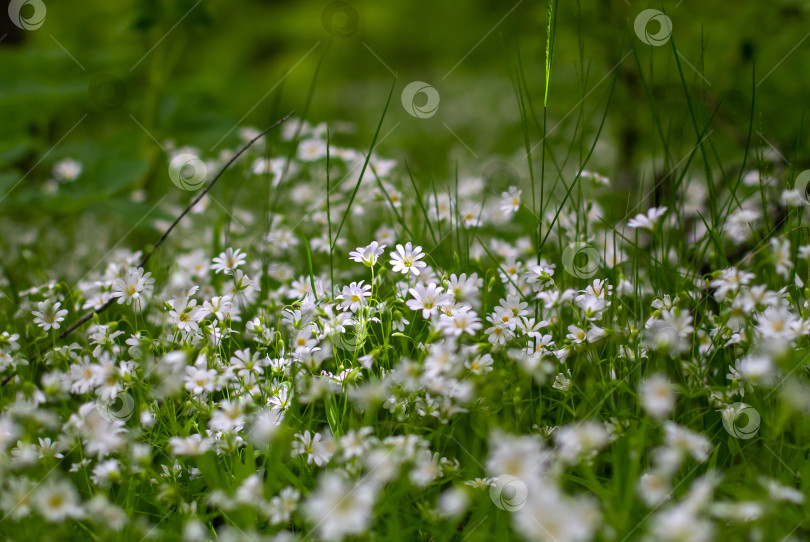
[544,0,558,107]
[539,46,623,251]
[331,78,397,250]
[326,126,334,295]
[404,161,439,246]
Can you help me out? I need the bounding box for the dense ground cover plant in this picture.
[2,105,810,540]
[3,1,810,541]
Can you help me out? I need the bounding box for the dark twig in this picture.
[1,111,294,387]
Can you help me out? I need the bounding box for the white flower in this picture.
[628,206,667,230]
[1,478,34,519]
[439,306,482,337]
[464,353,493,375]
[202,295,234,321]
[637,470,672,507]
[409,450,442,487]
[297,138,328,161]
[731,354,775,386]
[267,486,300,525]
[513,484,600,542]
[168,297,203,333]
[710,267,754,300]
[304,472,377,541]
[169,434,213,456]
[209,399,246,433]
[35,479,84,522]
[184,366,218,396]
[69,356,98,394]
[640,374,676,419]
[0,332,20,353]
[110,267,154,310]
[292,430,333,466]
[770,238,793,278]
[723,207,760,245]
[459,204,482,228]
[230,348,265,378]
[485,323,514,346]
[781,188,806,207]
[437,486,469,518]
[446,273,483,304]
[582,170,610,186]
[91,459,121,487]
[525,262,555,285]
[644,310,693,357]
[758,476,804,504]
[487,432,549,483]
[389,242,427,276]
[337,281,372,313]
[650,504,714,542]
[756,307,796,341]
[53,158,82,182]
[349,241,386,267]
[566,325,586,344]
[586,325,607,343]
[211,247,247,275]
[663,422,711,462]
[554,421,609,463]
[37,437,64,459]
[553,372,572,391]
[406,283,451,319]
[11,440,38,467]
[249,407,285,447]
[500,186,521,215]
[464,477,495,489]
[32,300,68,331]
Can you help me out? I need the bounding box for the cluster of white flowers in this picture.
[1,119,809,541]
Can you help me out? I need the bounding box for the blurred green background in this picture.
[2,0,810,280]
